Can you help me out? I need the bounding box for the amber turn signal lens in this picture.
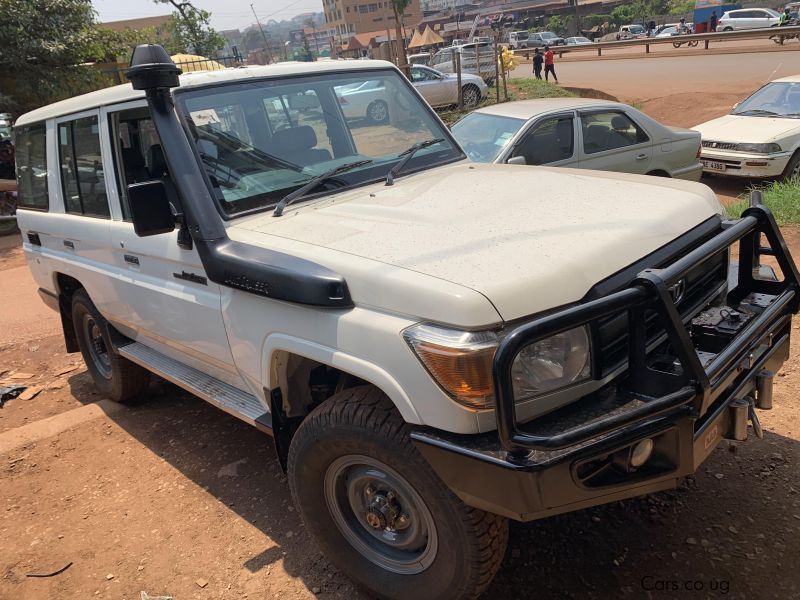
[413,340,496,409]
[403,324,498,410]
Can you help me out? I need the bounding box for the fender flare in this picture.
[262,333,422,424]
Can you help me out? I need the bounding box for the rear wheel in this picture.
[367,100,389,124]
[72,290,150,403]
[722,26,733,32]
[288,386,508,600]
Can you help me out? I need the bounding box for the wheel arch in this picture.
[264,334,422,426]
[53,272,84,353]
[646,169,671,177]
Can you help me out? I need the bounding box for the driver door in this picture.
[411,66,449,107]
[504,113,578,168]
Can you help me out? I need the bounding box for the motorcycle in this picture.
[672,28,699,48]
[771,17,799,44]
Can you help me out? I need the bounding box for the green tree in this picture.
[546,14,572,36]
[0,0,135,113]
[153,0,224,56]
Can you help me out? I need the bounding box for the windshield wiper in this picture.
[272,159,373,217]
[733,109,779,117]
[385,138,445,186]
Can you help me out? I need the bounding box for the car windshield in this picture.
[177,69,462,216]
[732,82,800,118]
[450,112,526,163]
[765,8,781,17]
[540,32,558,39]
[628,24,645,33]
[515,32,529,39]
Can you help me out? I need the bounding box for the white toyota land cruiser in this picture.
[14,45,800,599]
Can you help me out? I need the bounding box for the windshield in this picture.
[765,8,781,17]
[732,82,800,118]
[540,32,558,39]
[514,32,529,40]
[628,24,645,33]
[177,69,462,216]
[451,112,526,163]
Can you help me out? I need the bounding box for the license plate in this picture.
[702,160,726,172]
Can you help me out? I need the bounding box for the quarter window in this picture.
[14,124,49,210]
[57,116,110,217]
[580,111,649,155]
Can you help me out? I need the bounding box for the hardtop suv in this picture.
[13,45,800,600]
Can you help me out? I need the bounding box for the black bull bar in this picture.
[492,205,800,458]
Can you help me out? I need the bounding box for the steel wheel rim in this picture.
[83,314,111,379]
[369,102,387,123]
[324,454,438,574]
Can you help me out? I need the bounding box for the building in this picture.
[98,14,173,33]
[322,0,422,39]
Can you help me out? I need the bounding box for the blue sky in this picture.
[92,0,322,31]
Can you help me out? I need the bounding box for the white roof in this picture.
[16,59,395,127]
[773,74,800,84]
[473,98,623,119]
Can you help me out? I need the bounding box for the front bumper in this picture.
[700,149,792,178]
[412,206,799,521]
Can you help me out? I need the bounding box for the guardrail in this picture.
[512,25,800,58]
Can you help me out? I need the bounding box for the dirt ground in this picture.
[3,81,800,600]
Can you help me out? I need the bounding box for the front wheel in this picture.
[462,84,481,108]
[288,386,508,600]
[367,100,389,124]
[72,290,150,403]
[673,41,683,48]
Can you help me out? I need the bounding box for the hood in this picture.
[693,114,800,144]
[230,163,722,324]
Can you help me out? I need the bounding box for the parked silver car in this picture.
[337,65,488,122]
[451,98,702,179]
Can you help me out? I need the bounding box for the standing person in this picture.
[709,10,718,32]
[543,45,558,84]
[532,48,543,79]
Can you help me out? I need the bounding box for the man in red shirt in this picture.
[543,45,558,84]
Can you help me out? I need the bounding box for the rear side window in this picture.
[581,111,649,155]
[58,116,110,218]
[14,124,49,210]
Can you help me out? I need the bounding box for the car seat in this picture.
[270,125,332,166]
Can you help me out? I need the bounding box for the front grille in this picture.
[594,243,728,376]
[702,141,738,150]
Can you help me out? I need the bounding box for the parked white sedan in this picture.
[451,98,702,179]
[693,75,800,179]
[336,65,487,123]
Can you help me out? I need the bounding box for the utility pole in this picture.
[251,3,274,63]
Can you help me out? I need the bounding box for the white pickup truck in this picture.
[13,44,800,599]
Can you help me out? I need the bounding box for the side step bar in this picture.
[118,342,273,433]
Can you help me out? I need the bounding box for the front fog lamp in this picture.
[511,326,591,401]
[403,324,498,410]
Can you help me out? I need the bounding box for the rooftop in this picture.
[17,60,396,126]
[474,97,622,119]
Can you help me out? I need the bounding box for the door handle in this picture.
[124,254,140,266]
[63,240,75,250]
[635,154,648,160]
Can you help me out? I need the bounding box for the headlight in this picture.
[732,143,782,154]
[403,324,497,410]
[404,323,592,410]
[511,326,591,402]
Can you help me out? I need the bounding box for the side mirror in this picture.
[507,155,527,165]
[128,181,176,237]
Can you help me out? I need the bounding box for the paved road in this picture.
[511,48,799,100]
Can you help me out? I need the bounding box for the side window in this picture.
[109,107,164,220]
[57,115,110,218]
[14,123,49,210]
[581,111,649,155]
[512,116,574,165]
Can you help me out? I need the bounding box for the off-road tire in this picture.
[287,386,508,600]
[71,289,149,403]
